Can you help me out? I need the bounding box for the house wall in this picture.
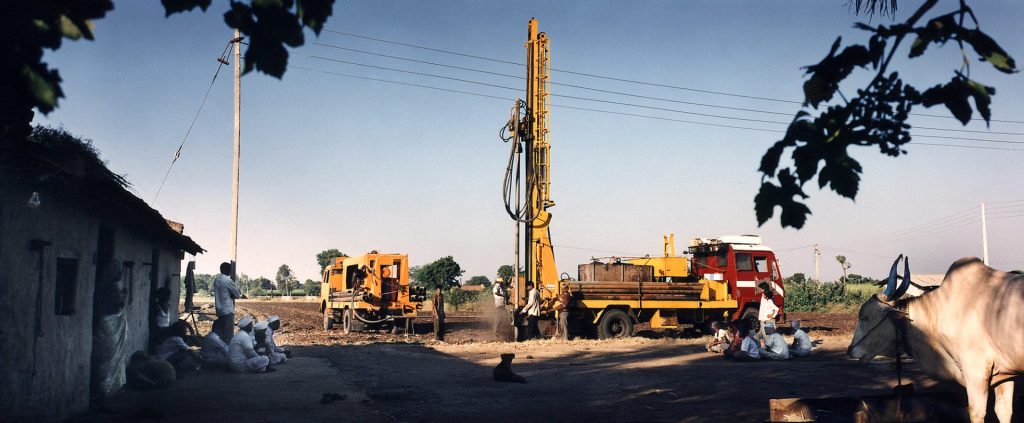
[0,182,184,420]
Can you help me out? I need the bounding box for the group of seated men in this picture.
[706,319,813,361]
[127,314,291,390]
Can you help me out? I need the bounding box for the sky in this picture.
[35,0,1024,284]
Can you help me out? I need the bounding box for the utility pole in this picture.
[981,202,989,266]
[230,29,241,279]
[814,244,820,283]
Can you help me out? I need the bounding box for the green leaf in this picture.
[59,15,95,40]
[162,0,213,17]
[817,155,862,199]
[963,29,1018,74]
[965,79,995,124]
[297,0,335,35]
[22,64,64,114]
[908,15,957,59]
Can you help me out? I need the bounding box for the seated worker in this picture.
[199,331,230,369]
[706,321,732,353]
[266,316,291,359]
[733,326,761,361]
[758,322,791,360]
[126,351,176,390]
[228,316,271,373]
[153,320,200,372]
[790,320,813,357]
[723,321,745,359]
[254,321,286,364]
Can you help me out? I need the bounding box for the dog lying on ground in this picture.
[493,353,527,383]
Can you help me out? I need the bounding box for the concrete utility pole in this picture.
[814,244,820,283]
[981,202,989,266]
[230,28,241,279]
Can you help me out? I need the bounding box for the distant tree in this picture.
[302,278,320,296]
[412,256,464,289]
[316,248,346,272]
[465,275,491,288]
[836,255,852,283]
[275,264,296,295]
[497,265,514,282]
[845,273,879,285]
[786,273,808,284]
[445,287,477,311]
[254,277,274,291]
[192,273,215,296]
[755,0,1018,228]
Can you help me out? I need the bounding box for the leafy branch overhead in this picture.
[755,0,1018,229]
[2,0,335,144]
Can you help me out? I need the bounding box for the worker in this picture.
[706,321,732,353]
[722,321,744,359]
[554,282,572,340]
[254,321,287,364]
[432,286,446,342]
[735,326,761,361]
[153,320,200,372]
[125,351,175,390]
[213,262,243,342]
[519,281,541,339]
[756,281,779,340]
[199,331,230,370]
[790,320,813,357]
[492,278,509,336]
[266,315,291,359]
[758,322,791,360]
[228,316,270,373]
[150,287,172,346]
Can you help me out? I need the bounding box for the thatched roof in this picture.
[1,126,203,254]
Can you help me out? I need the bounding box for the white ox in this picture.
[848,256,1024,423]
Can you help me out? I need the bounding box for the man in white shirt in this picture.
[790,320,813,357]
[757,282,780,340]
[492,278,509,336]
[758,322,791,360]
[519,281,541,339]
[213,262,242,342]
[228,316,270,373]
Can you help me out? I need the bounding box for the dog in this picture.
[493,353,527,383]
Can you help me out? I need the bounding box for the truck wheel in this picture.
[740,306,760,332]
[323,312,335,330]
[342,309,352,334]
[597,309,634,339]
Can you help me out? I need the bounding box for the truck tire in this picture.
[323,312,335,330]
[342,309,352,334]
[740,305,760,332]
[597,309,634,339]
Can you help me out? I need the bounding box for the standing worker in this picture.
[432,286,446,342]
[519,281,541,339]
[492,278,509,337]
[554,282,572,340]
[756,281,779,340]
[213,262,243,342]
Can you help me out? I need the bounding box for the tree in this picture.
[316,248,346,272]
[3,0,337,144]
[445,287,477,311]
[192,273,215,296]
[785,273,808,284]
[411,256,464,289]
[836,255,852,283]
[302,278,320,296]
[497,265,515,282]
[275,264,295,294]
[255,276,274,291]
[465,275,491,288]
[755,1,1018,229]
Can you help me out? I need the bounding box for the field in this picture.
[82,300,971,422]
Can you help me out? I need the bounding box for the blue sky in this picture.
[36,1,1024,283]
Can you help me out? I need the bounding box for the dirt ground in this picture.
[79,301,978,422]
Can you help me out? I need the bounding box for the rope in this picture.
[152,38,238,204]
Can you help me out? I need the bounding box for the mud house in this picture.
[0,127,203,420]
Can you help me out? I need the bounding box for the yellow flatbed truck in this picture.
[320,252,427,333]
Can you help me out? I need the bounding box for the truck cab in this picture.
[688,235,785,322]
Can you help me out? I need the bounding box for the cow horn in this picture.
[883,254,903,298]
[894,257,912,299]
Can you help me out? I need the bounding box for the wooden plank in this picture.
[769,391,968,422]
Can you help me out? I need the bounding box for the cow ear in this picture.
[884,254,903,297]
[893,257,911,299]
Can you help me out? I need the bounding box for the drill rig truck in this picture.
[320,252,427,333]
[500,19,785,339]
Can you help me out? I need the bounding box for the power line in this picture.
[289,63,1024,152]
[320,29,1024,124]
